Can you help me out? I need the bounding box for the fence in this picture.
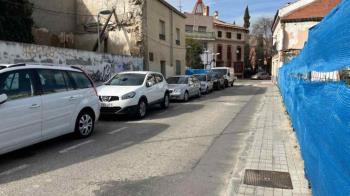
[278,0,350,195]
[0,41,143,83]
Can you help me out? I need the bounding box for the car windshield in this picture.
[106,73,146,86]
[211,69,227,75]
[167,77,188,84]
[194,75,206,81]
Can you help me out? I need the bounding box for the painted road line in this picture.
[59,140,94,154]
[108,127,128,135]
[0,164,29,177]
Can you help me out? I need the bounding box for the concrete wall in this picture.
[29,0,77,48]
[184,14,214,32]
[75,0,144,56]
[145,0,186,77]
[284,21,318,50]
[30,0,76,34]
[272,20,318,82]
[0,41,143,83]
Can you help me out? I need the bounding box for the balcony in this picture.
[185,31,216,40]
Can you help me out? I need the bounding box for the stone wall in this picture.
[0,41,143,83]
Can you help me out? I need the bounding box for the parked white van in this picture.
[211,67,237,87]
[0,64,100,155]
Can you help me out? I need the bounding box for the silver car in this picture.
[193,74,214,94]
[167,75,201,102]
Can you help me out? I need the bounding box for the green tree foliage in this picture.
[244,6,250,29]
[251,17,274,73]
[186,38,204,69]
[0,0,34,43]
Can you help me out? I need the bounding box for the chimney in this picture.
[204,6,209,16]
[214,11,219,19]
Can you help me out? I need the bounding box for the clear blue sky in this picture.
[166,0,296,25]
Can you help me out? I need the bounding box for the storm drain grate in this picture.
[243,169,293,189]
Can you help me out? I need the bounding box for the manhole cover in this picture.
[243,169,293,189]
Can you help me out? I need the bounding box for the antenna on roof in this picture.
[178,0,183,12]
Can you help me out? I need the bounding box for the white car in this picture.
[193,74,214,94]
[211,67,237,87]
[0,63,100,155]
[97,71,170,118]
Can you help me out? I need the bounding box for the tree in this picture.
[0,0,34,43]
[251,17,274,73]
[243,6,250,29]
[186,38,204,69]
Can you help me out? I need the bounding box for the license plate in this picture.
[101,102,113,107]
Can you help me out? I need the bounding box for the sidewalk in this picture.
[229,84,311,196]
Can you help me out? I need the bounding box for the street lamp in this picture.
[203,49,209,69]
[97,9,113,52]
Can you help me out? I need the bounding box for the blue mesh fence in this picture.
[278,0,350,195]
[185,68,209,75]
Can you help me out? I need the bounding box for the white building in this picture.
[271,0,340,83]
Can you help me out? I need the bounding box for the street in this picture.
[0,80,269,196]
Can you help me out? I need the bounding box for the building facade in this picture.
[185,0,248,78]
[28,0,187,77]
[271,0,340,82]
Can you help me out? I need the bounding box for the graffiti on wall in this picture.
[0,41,143,82]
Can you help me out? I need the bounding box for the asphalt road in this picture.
[0,80,270,196]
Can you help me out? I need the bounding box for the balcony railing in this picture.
[186,31,216,40]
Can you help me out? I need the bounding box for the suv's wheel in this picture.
[224,80,229,87]
[183,91,189,102]
[75,111,94,138]
[160,93,170,109]
[136,99,147,119]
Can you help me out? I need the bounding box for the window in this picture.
[154,74,164,83]
[236,46,242,61]
[227,45,232,60]
[185,25,193,32]
[159,20,166,40]
[217,45,223,60]
[146,74,156,86]
[0,70,35,100]
[149,52,154,62]
[226,32,232,39]
[237,33,242,40]
[218,31,222,38]
[202,42,208,50]
[198,26,207,32]
[37,69,68,94]
[167,77,188,84]
[176,28,180,45]
[68,71,93,89]
[106,73,146,86]
[160,61,166,77]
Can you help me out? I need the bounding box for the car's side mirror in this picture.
[228,73,231,76]
[146,81,153,88]
[0,94,8,105]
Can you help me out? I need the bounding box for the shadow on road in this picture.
[0,122,169,185]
